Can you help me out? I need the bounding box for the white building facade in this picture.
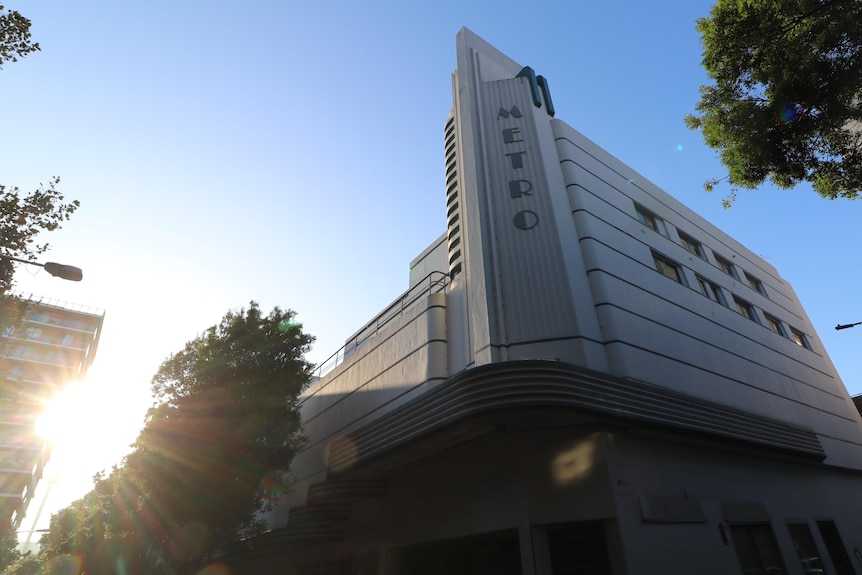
[237,29,862,575]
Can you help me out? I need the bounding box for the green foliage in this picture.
[0,178,79,360]
[0,552,40,575]
[39,470,172,575]
[137,303,312,542]
[0,5,39,68]
[686,0,862,203]
[36,303,314,574]
[0,534,20,573]
[1,6,76,299]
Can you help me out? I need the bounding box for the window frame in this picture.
[815,520,855,575]
[713,253,738,279]
[790,327,811,349]
[634,204,665,235]
[763,313,786,337]
[786,522,825,574]
[729,523,786,575]
[696,275,727,306]
[678,231,705,259]
[733,295,758,323]
[744,271,767,296]
[652,251,685,284]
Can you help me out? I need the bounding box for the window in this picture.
[634,204,664,234]
[733,296,757,322]
[678,231,704,258]
[816,521,854,575]
[23,327,42,340]
[696,276,727,306]
[790,327,811,349]
[786,522,825,574]
[763,314,785,336]
[729,523,786,575]
[652,252,683,284]
[714,253,738,278]
[745,272,767,296]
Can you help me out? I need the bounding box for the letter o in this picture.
[513,210,539,230]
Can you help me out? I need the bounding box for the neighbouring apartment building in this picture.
[0,298,103,536]
[231,29,862,574]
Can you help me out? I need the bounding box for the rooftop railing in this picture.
[12,294,104,317]
[311,271,450,381]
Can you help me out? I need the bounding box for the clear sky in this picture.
[5,0,862,537]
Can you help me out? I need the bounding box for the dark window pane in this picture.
[816,521,854,575]
[547,521,613,575]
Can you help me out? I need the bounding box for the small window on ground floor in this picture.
[786,522,825,574]
[547,521,613,575]
[816,520,854,575]
[399,529,521,575]
[729,523,786,574]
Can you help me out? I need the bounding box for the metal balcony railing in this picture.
[12,294,104,317]
[311,271,450,381]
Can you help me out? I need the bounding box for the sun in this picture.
[36,384,89,445]
[34,367,148,478]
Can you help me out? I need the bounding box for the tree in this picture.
[38,469,170,575]
[0,552,39,575]
[0,178,79,355]
[1,3,78,327]
[37,303,314,574]
[686,0,862,204]
[0,535,19,573]
[0,178,80,290]
[137,303,312,545]
[0,5,39,68]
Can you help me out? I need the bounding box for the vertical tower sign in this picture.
[477,77,578,348]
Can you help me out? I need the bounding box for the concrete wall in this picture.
[607,431,862,575]
[270,294,448,527]
[408,234,447,290]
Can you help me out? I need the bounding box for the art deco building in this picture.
[234,29,862,575]
[0,298,103,536]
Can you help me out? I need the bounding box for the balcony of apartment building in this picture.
[0,423,47,526]
[1,333,89,385]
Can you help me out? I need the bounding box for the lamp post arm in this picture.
[0,255,83,282]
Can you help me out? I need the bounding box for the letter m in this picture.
[497,106,523,120]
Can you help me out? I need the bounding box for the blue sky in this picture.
[6,0,862,535]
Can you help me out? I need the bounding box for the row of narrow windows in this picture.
[632,201,810,346]
[634,203,768,297]
[651,250,810,349]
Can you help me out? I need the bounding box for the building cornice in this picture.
[329,360,826,472]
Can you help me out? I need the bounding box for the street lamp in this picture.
[1,255,82,282]
[835,322,862,330]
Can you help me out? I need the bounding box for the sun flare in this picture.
[33,367,148,477]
